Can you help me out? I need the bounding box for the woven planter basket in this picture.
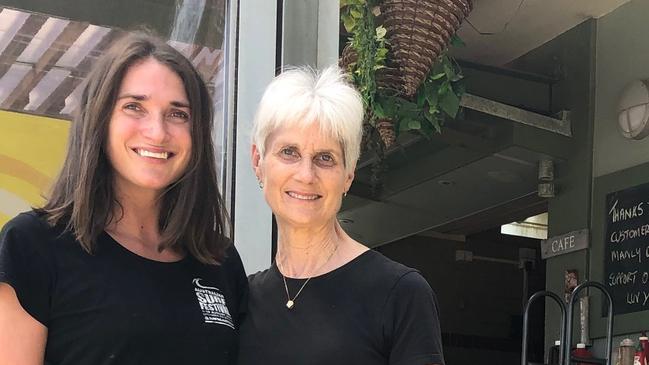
[339,43,358,72]
[379,0,472,97]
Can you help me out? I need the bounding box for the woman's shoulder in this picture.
[353,249,417,278]
[1,210,75,258]
[0,211,62,286]
[246,265,277,288]
[3,210,45,228]
[1,210,58,241]
[220,243,247,275]
[343,249,433,294]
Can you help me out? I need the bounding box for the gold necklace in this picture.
[278,244,338,310]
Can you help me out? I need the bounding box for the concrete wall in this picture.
[508,19,597,350]
[594,0,649,178]
[495,0,649,349]
[589,0,649,341]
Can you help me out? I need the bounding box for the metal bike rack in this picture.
[521,291,567,365]
[565,281,614,365]
[522,281,614,365]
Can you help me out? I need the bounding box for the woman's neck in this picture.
[104,185,181,261]
[275,220,344,278]
[105,199,183,262]
[111,185,159,230]
[104,180,184,262]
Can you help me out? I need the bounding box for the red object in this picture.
[638,333,649,365]
[572,343,592,365]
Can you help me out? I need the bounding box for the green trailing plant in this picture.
[340,0,387,113]
[340,0,466,142]
[377,52,465,136]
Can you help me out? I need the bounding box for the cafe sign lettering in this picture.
[541,229,589,259]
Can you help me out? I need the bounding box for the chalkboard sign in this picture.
[605,182,649,315]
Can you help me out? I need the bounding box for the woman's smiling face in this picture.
[252,123,354,228]
[106,57,192,196]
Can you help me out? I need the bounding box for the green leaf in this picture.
[400,100,418,112]
[444,64,456,80]
[422,111,441,132]
[398,118,409,132]
[395,119,410,132]
[450,34,466,47]
[438,81,450,95]
[375,26,387,39]
[342,0,365,6]
[420,79,430,95]
[343,16,356,32]
[407,119,421,130]
[423,109,434,123]
[373,102,386,118]
[375,48,388,61]
[441,55,453,67]
[430,61,445,77]
[350,8,362,18]
[425,89,438,107]
[416,92,425,108]
[431,119,442,133]
[430,72,445,80]
[420,119,433,136]
[439,90,460,118]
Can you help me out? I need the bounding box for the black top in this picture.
[0,211,248,365]
[238,250,444,365]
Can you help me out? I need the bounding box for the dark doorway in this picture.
[376,223,546,365]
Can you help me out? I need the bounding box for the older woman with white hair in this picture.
[238,66,444,365]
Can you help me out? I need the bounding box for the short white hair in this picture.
[251,65,364,173]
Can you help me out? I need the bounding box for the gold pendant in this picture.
[286,300,295,309]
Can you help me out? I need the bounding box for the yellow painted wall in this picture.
[0,110,69,228]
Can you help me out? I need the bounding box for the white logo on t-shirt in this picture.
[192,278,234,328]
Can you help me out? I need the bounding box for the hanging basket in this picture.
[379,0,472,97]
[339,43,358,72]
[375,118,397,149]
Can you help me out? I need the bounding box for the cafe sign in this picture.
[541,229,589,259]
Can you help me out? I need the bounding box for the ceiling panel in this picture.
[452,0,629,65]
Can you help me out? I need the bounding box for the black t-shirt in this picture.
[0,211,248,365]
[238,250,444,365]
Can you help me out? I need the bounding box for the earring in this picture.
[343,191,347,197]
[258,180,264,189]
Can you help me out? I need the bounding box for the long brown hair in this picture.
[40,32,229,264]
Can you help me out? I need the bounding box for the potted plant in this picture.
[340,0,472,194]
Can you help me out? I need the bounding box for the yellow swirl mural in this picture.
[0,110,69,228]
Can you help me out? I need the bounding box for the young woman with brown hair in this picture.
[0,33,246,365]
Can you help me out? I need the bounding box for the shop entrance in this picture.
[376,207,548,365]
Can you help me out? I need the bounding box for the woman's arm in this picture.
[0,283,47,365]
[384,271,445,365]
